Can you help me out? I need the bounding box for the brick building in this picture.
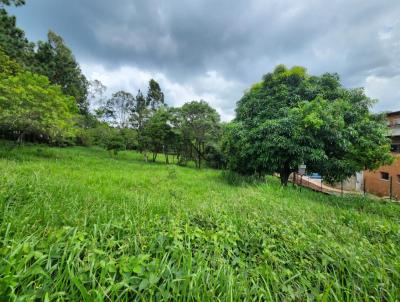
[363,111,400,199]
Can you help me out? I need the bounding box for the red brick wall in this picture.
[364,154,400,199]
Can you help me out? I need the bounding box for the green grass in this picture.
[1,143,400,301]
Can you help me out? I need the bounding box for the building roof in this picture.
[387,111,400,117]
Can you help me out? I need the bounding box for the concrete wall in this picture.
[333,172,363,192]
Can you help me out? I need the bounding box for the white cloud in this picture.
[81,63,239,121]
[365,75,400,113]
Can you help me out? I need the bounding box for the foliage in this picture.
[34,31,89,115]
[0,53,78,144]
[120,128,138,150]
[0,9,88,116]
[130,90,150,131]
[0,0,25,6]
[203,142,226,169]
[146,79,165,110]
[0,46,21,75]
[103,128,126,155]
[1,144,400,300]
[79,124,138,153]
[81,79,222,168]
[0,9,34,67]
[141,107,175,162]
[291,95,393,183]
[225,65,392,185]
[99,90,135,128]
[84,123,113,146]
[178,100,221,168]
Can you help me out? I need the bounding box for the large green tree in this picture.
[223,65,392,185]
[0,50,78,144]
[34,31,89,114]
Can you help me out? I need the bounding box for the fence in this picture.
[292,173,399,201]
[291,173,348,196]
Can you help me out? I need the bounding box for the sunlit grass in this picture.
[1,143,399,301]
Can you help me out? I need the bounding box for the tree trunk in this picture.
[197,142,201,169]
[280,162,291,186]
[17,132,25,145]
[152,153,157,162]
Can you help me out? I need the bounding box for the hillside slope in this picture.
[1,144,399,301]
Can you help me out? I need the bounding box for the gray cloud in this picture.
[10,0,400,119]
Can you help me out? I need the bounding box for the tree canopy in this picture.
[100,90,135,128]
[146,79,165,110]
[178,100,221,167]
[34,31,89,115]
[0,50,78,144]
[0,8,88,115]
[223,65,393,185]
[0,9,34,66]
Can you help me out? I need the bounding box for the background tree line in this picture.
[89,81,223,168]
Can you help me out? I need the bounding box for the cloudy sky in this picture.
[10,0,400,120]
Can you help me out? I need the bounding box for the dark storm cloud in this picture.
[10,0,400,119]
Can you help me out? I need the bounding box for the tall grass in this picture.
[1,143,399,301]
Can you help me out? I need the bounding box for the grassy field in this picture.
[1,143,399,301]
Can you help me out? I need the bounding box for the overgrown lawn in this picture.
[1,143,399,301]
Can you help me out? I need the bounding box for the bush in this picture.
[204,144,226,169]
[105,130,126,155]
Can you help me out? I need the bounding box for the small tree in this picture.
[142,107,174,163]
[179,101,221,168]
